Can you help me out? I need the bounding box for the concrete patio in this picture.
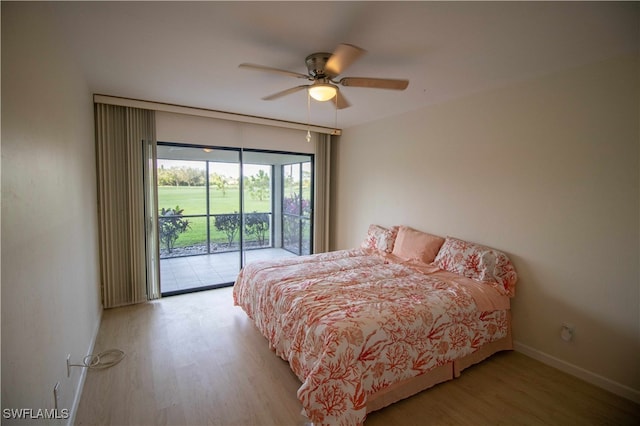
[159,247,296,294]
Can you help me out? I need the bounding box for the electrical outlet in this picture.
[66,354,71,378]
[53,382,60,410]
[561,323,575,342]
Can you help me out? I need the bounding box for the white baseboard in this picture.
[67,308,103,426]
[513,340,640,404]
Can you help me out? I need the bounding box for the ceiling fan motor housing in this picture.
[305,52,333,78]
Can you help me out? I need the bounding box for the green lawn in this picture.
[158,186,270,214]
[158,186,272,249]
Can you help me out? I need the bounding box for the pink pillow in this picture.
[434,237,518,297]
[360,224,398,253]
[391,226,445,264]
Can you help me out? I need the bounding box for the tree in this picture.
[211,172,229,197]
[185,167,205,186]
[246,170,270,201]
[157,165,205,186]
[157,166,178,186]
[159,206,190,252]
[214,212,241,247]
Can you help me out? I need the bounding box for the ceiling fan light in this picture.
[308,84,337,102]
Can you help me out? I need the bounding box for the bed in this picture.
[233,225,517,425]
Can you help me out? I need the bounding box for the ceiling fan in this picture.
[238,44,409,109]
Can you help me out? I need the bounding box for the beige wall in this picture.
[1,2,102,422]
[156,111,315,154]
[333,54,640,399]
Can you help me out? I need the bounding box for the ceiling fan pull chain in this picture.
[306,89,312,143]
[334,94,338,131]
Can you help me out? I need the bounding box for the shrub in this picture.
[159,206,191,252]
[245,212,270,246]
[214,212,241,247]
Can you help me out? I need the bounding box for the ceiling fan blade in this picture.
[239,63,310,80]
[339,77,409,90]
[325,44,366,77]
[333,90,351,109]
[262,85,309,101]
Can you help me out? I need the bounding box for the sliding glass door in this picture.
[240,150,313,263]
[157,144,313,295]
[157,145,241,294]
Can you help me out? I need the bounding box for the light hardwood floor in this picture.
[75,287,640,426]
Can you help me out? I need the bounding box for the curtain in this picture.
[95,104,158,308]
[313,133,331,253]
[143,139,161,300]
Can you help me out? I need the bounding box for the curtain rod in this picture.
[93,94,342,136]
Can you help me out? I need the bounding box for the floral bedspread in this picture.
[233,248,509,425]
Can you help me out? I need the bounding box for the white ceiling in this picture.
[49,1,638,129]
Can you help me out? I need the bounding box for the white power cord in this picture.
[68,349,125,375]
